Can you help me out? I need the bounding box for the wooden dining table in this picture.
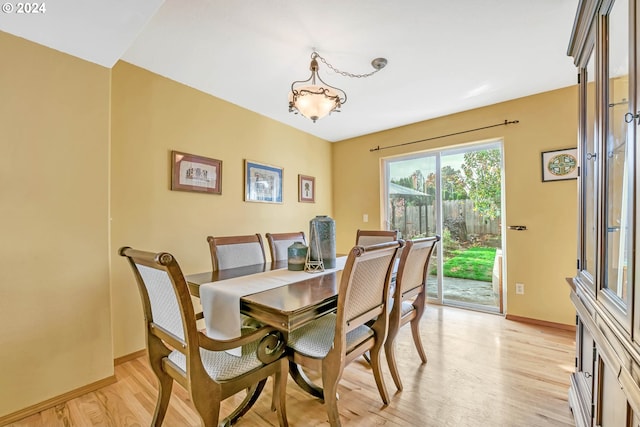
[186,260,288,297]
[185,261,344,399]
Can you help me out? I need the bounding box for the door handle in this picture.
[624,112,640,124]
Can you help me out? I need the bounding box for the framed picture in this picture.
[298,174,315,203]
[244,160,283,203]
[171,151,222,194]
[541,148,578,182]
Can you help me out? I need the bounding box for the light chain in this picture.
[315,53,381,78]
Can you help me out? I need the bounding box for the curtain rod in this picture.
[369,119,520,152]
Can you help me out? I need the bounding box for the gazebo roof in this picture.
[389,182,431,197]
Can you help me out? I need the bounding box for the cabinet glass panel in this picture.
[604,0,632,307]
[584,49,597,282]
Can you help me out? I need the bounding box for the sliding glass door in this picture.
[383,141,504,313]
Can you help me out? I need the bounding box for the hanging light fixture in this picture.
[288,51,387,123]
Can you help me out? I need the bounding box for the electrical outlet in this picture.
[363,214,369,223]
[515,283,525,295]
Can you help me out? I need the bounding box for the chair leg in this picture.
[273,358,289,427]
[410,318,427,363]
[369,343,391,405]
[194,398,221,427]
[384,333,403,391]
[323,385,341,426]
[151,371,173,427]
[321,370,342,427]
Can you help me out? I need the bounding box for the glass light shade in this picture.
[289,85,340,122]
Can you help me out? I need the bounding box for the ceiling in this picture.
[1,0,579,142]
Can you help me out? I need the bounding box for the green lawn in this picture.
[441,247,496,282]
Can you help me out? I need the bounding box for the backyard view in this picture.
[387,145,503,310]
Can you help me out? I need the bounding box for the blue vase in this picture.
[310,215,336,268]
[287,242,308,271]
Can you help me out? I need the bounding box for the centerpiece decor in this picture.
[305,221,324,272]
[308,215,336,269]
[287,241,308,271]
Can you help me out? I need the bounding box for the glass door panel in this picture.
[387,155,437,239]
[441,145,502,311]
[385,155,439,298]
[603,0,632,316]
[583,49,597,286]
[384,141,504,313]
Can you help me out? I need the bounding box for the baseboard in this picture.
[506,313,576,332]
[0,350,148,425]
[114,349,146,366]
[0,375,116,426]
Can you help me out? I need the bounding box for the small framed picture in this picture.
[171,151,222,194]
[541,148,578,182]
[244,160,283,203]
[299,174,315,203]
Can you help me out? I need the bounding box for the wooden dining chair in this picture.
[385,235,440,391]
[265,231,306,262]
[355,229,399,246]
[286,241,403,427]
[119,247,288,427]
[207,233,266,271]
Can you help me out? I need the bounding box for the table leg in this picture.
[289,361,324,400]
[220,378,267,425]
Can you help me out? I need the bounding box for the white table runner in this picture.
[200,256,347,355]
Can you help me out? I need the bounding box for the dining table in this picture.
[186,260,288,297]
[185,257,348,399]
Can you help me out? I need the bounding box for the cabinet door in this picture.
[574,317,596,425]
[595,355,629,426]
[578,47,597,293]
[600,0,633,331]
[580,320,596,390]
[633,0,640,346]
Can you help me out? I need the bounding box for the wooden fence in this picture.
[391,199,500,240]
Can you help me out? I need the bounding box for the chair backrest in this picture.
[355,229,399,247]
[206,234,266,271]
[119,247,199,363]
[334,241,402,353]
[265,231,306,262]
[394,235,440,302]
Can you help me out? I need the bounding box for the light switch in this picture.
[363,214,369,222]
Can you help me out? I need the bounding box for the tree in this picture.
[460,149,501,220]
[424,172,436,198]
[423,167,466,201]
[441,165,467,200]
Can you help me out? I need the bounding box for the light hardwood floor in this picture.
[8,305,576,427]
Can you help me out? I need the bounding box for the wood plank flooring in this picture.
[7,305,576,427]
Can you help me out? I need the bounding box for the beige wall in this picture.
[0,32,112,416]
[332,86,578,325]
[1,29,578,419]
[110,62,333,357]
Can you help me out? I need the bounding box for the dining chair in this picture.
[385,235,440,391]
[119,247,288,427]
[286,240,403,427]
[355,229,399,246]
[355,229,401,364]
[265,231,306,262]
[206,234,268,330]
[207,233,266,271]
